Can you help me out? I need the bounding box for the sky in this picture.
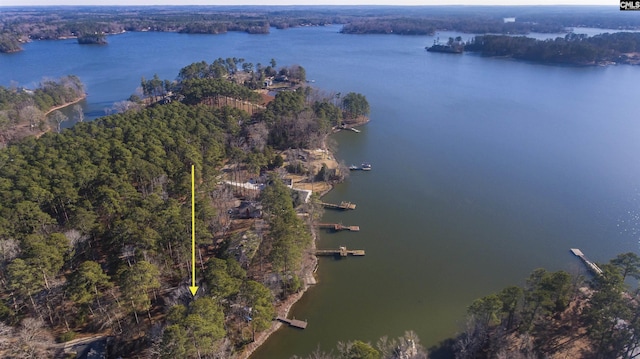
[0,0,615,6]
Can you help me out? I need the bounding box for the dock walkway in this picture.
[318,223,360,232]
[321,201,356,210]
[570,248,604,275]
[315,246,365,257]
[276,316,308,329]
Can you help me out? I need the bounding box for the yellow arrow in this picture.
[189,165,199,296]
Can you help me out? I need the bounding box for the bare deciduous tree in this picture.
[72,104,84,123]
[0,322,13,352]
[377,330,428,359]
[18,105,44,131]
[64,229,88,253]
[247,122,269,152]
[12,317,54,359]
[0,238,20,263]
[49,110,67,133]
[112,100,141,114]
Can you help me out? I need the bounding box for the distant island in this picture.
[77,33,107,45]
[426,44,463,54]
[426,36,464,54]
[464,32,640,66]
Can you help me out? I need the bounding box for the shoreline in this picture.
[43,95,87,117]
[236,218,320,359]
[1,95,87,146]
[33,95,87,138]
[237,117,369,359]
[236,240,318,359]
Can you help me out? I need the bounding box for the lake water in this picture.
[2,25,640,358]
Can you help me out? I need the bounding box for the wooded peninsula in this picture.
[0,58,370,358]
[464,32,640,66]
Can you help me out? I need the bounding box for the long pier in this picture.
[315,246,365,257]
[570,248,604,276]
[321,201,356,210]
[276,316,308,329]
[318,223,360,232]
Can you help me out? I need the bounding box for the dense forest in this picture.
[1,6,640,53]
[465,32,640,65]
[0,60,368,358]
[292,253,640,359]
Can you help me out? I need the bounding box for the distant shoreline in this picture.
[463,33,640,67]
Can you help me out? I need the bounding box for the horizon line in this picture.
[0,4,617,7]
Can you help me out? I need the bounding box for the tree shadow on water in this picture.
[428,338,457,359]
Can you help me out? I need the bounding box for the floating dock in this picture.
[321,201,356,210]
[315,246,365,257]
[276,316,308,329]
[570,248,604,276]
[318,223,360,232]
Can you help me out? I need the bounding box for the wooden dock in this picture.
[315,246,365,257]
[276,316,308,329]
[321,201,356,210]
[570,248,604,276]
[318,223,360,232]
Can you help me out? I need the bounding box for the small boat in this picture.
[349,163,372,171]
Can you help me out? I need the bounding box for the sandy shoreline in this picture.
[32,96,87,138]
[43,95,86,117]
[1,95,87,146]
